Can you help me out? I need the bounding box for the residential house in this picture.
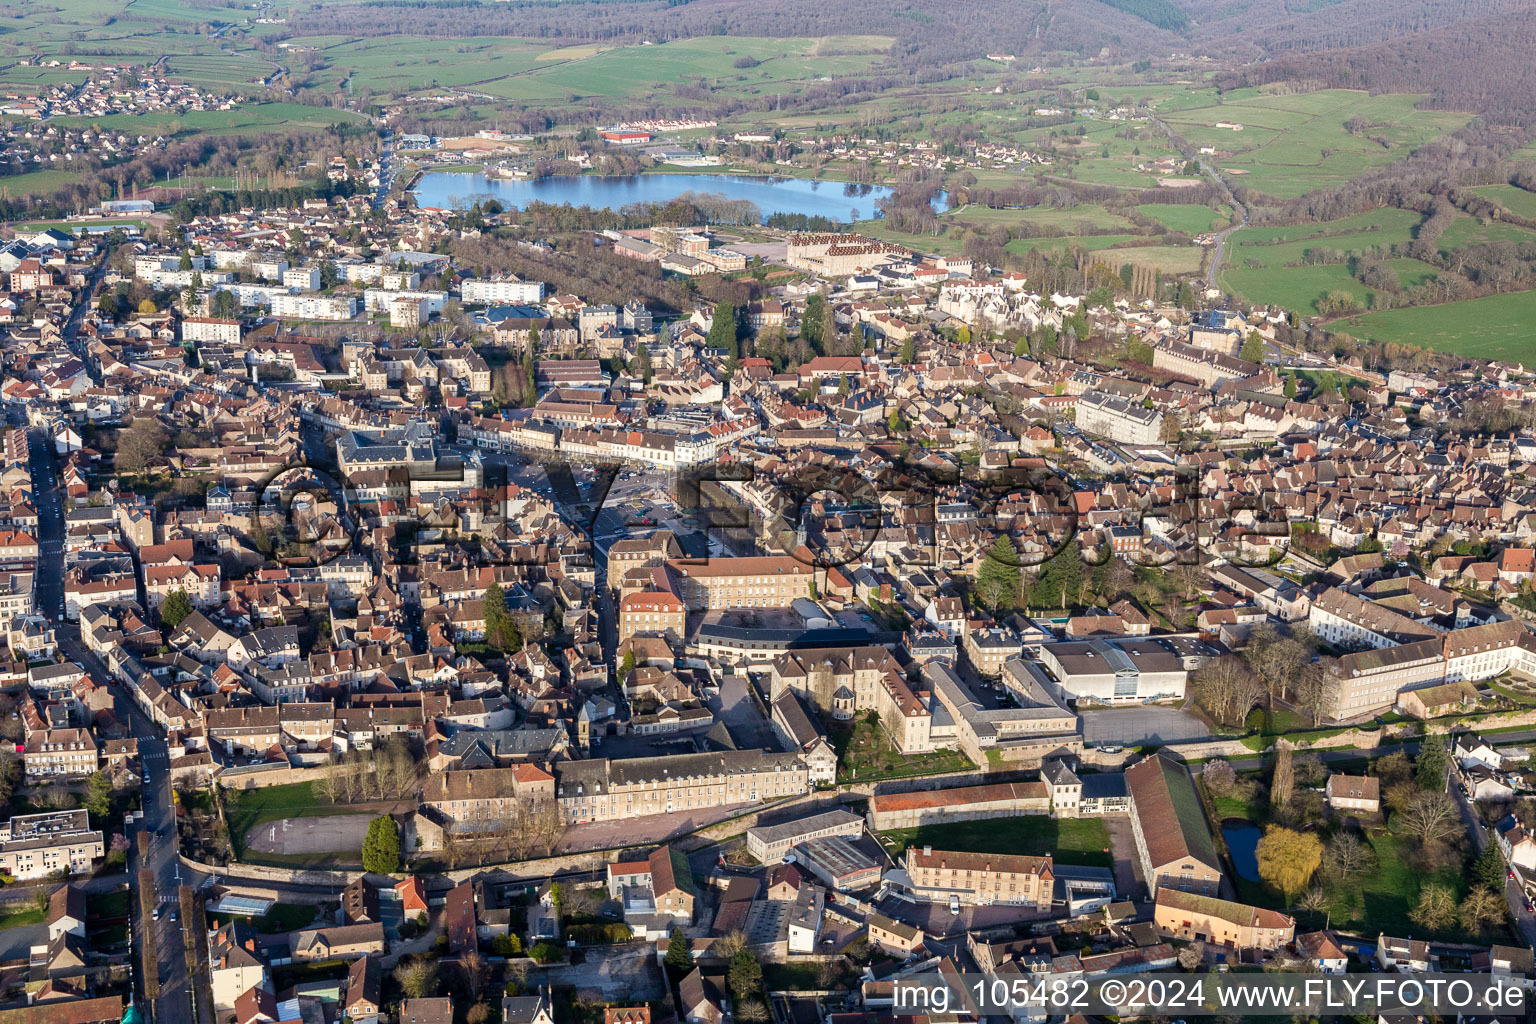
[1154,888,1294,952]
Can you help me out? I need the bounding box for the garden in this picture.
[826,712,971,783]
[1200,742,1515,943]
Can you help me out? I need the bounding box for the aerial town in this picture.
[1,3,1536,1024]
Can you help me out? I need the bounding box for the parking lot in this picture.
[1079,707,1212,746]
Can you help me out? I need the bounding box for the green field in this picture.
[1334,289,1536,361]
[1469,184,1536,221]
[879,816,1112,868]
[1220,208,1431,310]
[1222,264,1370,314]
[0,169,85,198]
[1137,203,1221,233]
[947,203,1133,232]
[1165,90,1470,199]
[1437,214,1536,253]
[50,102,366,136]
[164,52,273,87]
[224,780,368,861]
[1006,234,1140,255]
[1095,243,1205,274]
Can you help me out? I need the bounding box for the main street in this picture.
[27,413,195,1023]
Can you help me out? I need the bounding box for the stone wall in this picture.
[180,853,361,889]
[217,763,334,791]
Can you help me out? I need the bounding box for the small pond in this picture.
[1223,819,1262,882]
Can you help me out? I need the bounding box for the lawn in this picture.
[1334,288,1536,361]
[1234,832,1503,943]
[86,890,130,920]
[879,816,1112,868]
[0,903,47,930]
[830,716,972,782]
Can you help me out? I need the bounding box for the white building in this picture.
[463,277,544,305]
[1075,389,1163,445]
[283,266,322,291]
[270,293,357,320]
[182,317,242,344]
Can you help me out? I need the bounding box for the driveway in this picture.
[1105,816,1147,904]
[1080,707,1212,746]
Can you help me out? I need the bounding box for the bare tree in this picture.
[1192,656,1266,726]
[460,950,489,1003]
[1396,790,1459,846]
[1292,660,1336,726]
[1323,832,1376,881]
[316,757,341,804]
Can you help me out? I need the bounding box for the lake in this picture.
[411,170,902,223]
[1223,820,1262,882]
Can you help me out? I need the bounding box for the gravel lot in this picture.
[245,814,373,855]
[1079,707,1212,746]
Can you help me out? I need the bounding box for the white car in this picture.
[949,895,961,916]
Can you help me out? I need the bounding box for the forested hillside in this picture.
[1214,13,1536,125]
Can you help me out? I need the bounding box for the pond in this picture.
[1223,819,1262,882]
[411,170,911,223]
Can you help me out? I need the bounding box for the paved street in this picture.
[1450,764,1536,945]
[27,344,200,1022]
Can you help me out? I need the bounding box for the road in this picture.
[26,258,202,1022]
[1147,114,1248,291]
[373,128,393,208]
[1449,765,1536,945]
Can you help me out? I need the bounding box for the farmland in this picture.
[1335,290,1536,362]
[1136,203,1223,233]
[1468,184,1536,221]
[49,102,367,136]
[0,169,85,199]
[1218,208,1425,311]
[1162,90,1470,199]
